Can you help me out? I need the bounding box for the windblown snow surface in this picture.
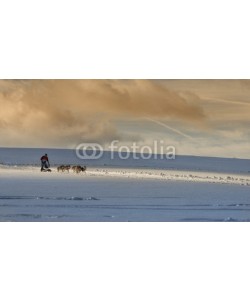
[0,148,250,222]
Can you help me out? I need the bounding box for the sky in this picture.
[0,79,249,158]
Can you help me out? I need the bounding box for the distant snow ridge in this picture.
[0,163,250,186]
[88,168,250,186]
[1,147,250,174]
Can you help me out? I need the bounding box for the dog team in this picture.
[57,165,87,174]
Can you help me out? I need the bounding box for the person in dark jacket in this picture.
[40,154,50,171]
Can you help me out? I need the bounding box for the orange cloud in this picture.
[0,80,206,147]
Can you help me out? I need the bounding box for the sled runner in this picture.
[41,168,52,172]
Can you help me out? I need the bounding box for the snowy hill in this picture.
[0,147,249,222]
[0,147,249,174]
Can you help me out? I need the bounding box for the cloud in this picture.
[0,80,206,147]
[1,79,249,159]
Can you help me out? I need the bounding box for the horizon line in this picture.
[0,146,249,160]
